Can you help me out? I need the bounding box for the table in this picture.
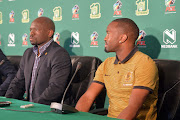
[0,97,118,120]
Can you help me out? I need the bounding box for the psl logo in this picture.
[22,9,29,23]
[53,32,60,45]
[90,31,98,47]
[90,3,101,19]
[38,8,44,17]
[22,33,28,46]
[137,30,146,47]
[0,11,2,24]
[161,29,177,48]
[53,6,62,21]
[165,0,176,14]
[70,32,80,47]
[136,0,149,16]
[113,0,122,17]
[72,5,79,20]
[9,10,15,23]
[8,33,15,47]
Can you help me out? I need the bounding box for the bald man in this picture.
[5,17,72,105]
[75,18,159,120]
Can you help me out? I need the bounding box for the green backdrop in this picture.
[0,0,179,61]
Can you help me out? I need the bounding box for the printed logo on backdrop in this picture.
[38,8,44,17]
[90,31,98,47]
[136,30,146,48]
[72,5,79,20]
[53,32,60,45]
[90,3,101,19]
[9,10,15,23]
[22,33,28,46]
[70,32,80,47]
[53,6,62,21]
[165,0,176,14]
[161,29,177,48]
[22,9,29,23]
[8,0,15,1]
[0,11,2,24]
[136,0,149,16]
[8,33,15,47]
[0,0,2,2]
[0,34,1,46]
[113,0,122,17]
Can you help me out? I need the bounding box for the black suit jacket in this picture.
[0,49,17,96]
[5,41,72,105]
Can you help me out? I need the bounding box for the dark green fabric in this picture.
[0,97,118,120]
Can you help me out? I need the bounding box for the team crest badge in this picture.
[53,32,60,45]
[136,0,149,16]
[90,3,101,19]
[0,11,2,24]
[9,10,15,23]
[22,9,29,23]
[113,0,122,17]
[72,5,79,20]
[53,6,62,21]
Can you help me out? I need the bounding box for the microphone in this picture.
[50,62,82,114]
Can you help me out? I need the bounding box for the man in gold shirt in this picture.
[75,18,159,120]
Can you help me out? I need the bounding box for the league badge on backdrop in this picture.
[22,9,30,23]
[53,6,62,21]
[136,30,146,48]
[53,32,60,45]
[161,29,177,48]
[22,33,28,46]
[165,0,176,14]
[113,0,122,17]
[136,0,149,16]
[72,5,79,20]
[90,31,98,47]
[0,11,2,24]
[8,33,15,47]
[9,10,15,23]
[90,3,101,19]
[70,32,80,47]
[38,8,44,17]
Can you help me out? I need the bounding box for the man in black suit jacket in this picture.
[0,49,17,96]
[5,17,72,105]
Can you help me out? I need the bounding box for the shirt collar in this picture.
[33,39,53,57]
[114,46,138,64]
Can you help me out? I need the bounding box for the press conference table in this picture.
[0,97,119,120]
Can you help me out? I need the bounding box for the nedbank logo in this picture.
[0,11,2,24]
[161,29,177,48]
[72,5,79,20]
[113,0,122,17]
[38,8,44,17]
[137,30,146,47]
[70,32,80,47]
[90,31,98,47]
[165,0,176,14]
[53,32,60,45]
[53,6,62,21]
[8,33,15,47]
[136,0,149,16]
[22,9,29,23]
[90,3,101,19]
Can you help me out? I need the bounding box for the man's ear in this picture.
[119,34,128,43]
[48,30,54,38]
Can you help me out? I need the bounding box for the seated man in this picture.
[5,17,72,105]
[75,18,159,120]
[0,49,17,96]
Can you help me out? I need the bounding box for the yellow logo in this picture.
[136,0,149,16]
[22,9,29,23]
[0,11,2,24]
[53,6,62,21]
[90,3,101,19]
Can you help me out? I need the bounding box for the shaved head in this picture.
[112,18,139,43]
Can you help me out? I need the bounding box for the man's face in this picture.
[29,20,49,46]
[104,22,121,53]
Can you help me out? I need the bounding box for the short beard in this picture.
[104,48,109,53]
